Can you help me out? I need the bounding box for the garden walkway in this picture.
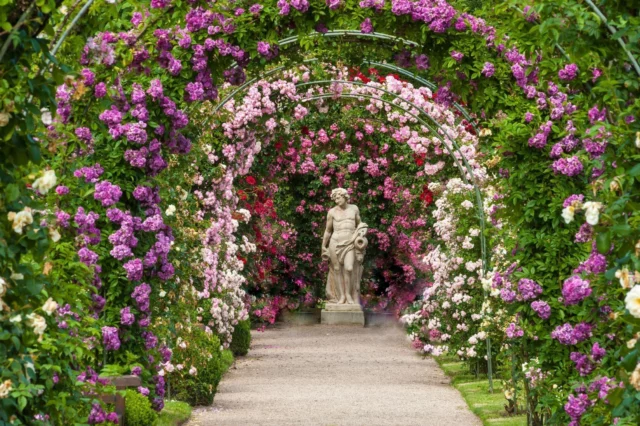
[185,324,481,426]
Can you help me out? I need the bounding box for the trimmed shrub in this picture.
[221,349,234,373]
[125,389,158,426]
[169,327,225,406]
[229,320,251,356]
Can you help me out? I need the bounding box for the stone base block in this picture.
[324,303,363,312]
[321,309,365,326]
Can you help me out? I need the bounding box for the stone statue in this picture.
[321,188,368,306]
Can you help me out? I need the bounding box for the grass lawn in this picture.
[436,358,527,426]
[157,400,192,426]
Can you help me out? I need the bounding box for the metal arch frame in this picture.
[203,76,495,390]
[208,58,480,136]
[296,79,488,273]
[215,30,480,132]
[583,0,640,76]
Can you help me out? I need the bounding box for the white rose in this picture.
[165,205,176,216]
[41,108,53,125]
[10,272,24,281]
[582,201,602,226]
[189,366,197,376]
[0,380,13,398]
[631,363,640,391]
[561,206,575,224]
[636,132,640,149]
[49,228,61,243]
[479,128,492,137]
[461,200,474,210]
[7,207,33,234]
[625,285,640,318]
[32,170,57,194]
[616,268,633,289]
[10,315,21,323]
[26,313,47,336]
[159,290,166,298]
[42,298,58,315]
[0,112,10,127]
[0,277,6,297]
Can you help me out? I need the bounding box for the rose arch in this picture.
[2,0,639,425]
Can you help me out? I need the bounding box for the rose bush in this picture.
[0,0,639,424]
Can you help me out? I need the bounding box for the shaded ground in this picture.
[186,324,481,426]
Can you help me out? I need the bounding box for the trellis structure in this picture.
[203,60,496,390]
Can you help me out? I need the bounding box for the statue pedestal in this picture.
[321,303,365,326]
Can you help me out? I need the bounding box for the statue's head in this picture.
[330,188,349,206]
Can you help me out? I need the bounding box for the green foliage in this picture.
[157,400,191,426]
[230,320,252,356]
[169,327,226,406]
[437,357,526,426]
[125,389,158,426]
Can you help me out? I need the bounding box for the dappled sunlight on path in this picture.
[186,324,481,426]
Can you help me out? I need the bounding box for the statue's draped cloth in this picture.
[323,223,368,302]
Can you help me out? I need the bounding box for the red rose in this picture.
[356,72,370,84]
[245,176,257,185]
[420,185,434,205]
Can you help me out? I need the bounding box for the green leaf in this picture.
[596,232,611,254]
[5,183,20,202]
[621,349,638,371]
[18,396,27,412]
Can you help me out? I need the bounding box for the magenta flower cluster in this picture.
[551,322,593,345]
[531,300,551,319]
[517,278,542,300]
[505,322,524,339]
[102,326,121,351]
[551,156,583,177]
[561,275,592,305]
[558,63,578,81]
[94,181,122,207]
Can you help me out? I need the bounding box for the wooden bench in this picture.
[99,375,142,425]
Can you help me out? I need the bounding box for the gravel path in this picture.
[185,324,481,426]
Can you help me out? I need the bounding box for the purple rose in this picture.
[120,306,135,326]
[531,300,551,319]
[102,326,121,351]
[518,278,542,300]
[360,18,373,34]
[481,62,495,77]
[562,275,591,305]
[450,50,464,62]
[558,63,578,81]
